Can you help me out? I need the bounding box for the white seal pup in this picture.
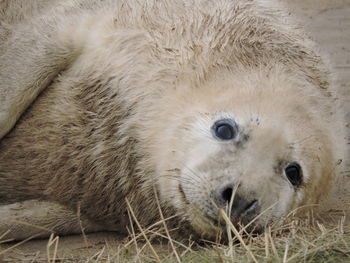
[0,0,347,240]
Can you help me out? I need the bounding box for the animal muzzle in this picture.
[211,183,260,226]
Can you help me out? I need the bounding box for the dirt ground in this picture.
[1,0,350,262]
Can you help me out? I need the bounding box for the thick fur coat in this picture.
[0,0,347,240]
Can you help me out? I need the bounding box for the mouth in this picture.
[215,201,260,227]
[177,183,262,238]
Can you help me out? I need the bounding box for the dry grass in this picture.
[108,209,349,263]
[0,205,349,263]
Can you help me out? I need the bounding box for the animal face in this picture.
[152,67,337,238]
[175,113,310,235]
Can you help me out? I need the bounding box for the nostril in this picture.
[221,187,233,203]
[244,199,258,213]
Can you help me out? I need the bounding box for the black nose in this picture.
[213,185,259,221]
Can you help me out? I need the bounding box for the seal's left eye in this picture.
[212,119,238,141]
[285,162,303,187]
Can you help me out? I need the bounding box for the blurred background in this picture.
[280,0,350,211]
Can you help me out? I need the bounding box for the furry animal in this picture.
[0,0,347,240]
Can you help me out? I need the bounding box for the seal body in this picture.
[0,0,347,239]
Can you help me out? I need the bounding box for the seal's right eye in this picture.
[212,119,238,141]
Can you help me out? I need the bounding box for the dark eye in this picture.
[212,119,238,141]
[285,163,303,187]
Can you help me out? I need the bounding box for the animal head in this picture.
[148,65,346,238]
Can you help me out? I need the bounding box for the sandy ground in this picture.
[1,0,350,262]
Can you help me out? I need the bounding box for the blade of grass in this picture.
[219,209,258,263]
[125,198,162,263]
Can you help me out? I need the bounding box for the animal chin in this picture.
[187,209,265,241]
[180,199,264,239]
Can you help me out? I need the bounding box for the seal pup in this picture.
[0,0,347,240]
